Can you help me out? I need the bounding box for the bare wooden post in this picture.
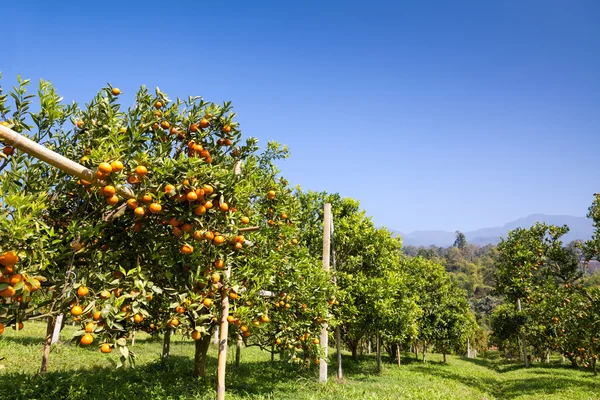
[397,344,401,367]
[51,314,63,344]
[235,335,242,368]
[216,265,231,400]
[0,124,134,199]
[131,329,136,347]
[517,298,529,367]
[467,338,471,358]
[319,203,331,383]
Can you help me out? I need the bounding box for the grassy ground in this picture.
[0,322,599,399]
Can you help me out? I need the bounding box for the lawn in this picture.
[0,322,598,399]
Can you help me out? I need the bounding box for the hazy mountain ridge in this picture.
[393,214,594,247]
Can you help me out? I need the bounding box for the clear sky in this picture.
[3,0,599,232]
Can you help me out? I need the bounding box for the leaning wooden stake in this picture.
[0,124,134,199]
[319,203,332,383]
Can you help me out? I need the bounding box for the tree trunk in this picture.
[443,351,447,363]
[271,345,275,362]
[571,357,577,368]
[303,348,311,370]
[467,338,471,358]
[349,339,359,361]
[213,327,219,345]
[235,335,242,368]
[367,339,372,354]
[593,357,597,376]
[422,342,427,363]
[131,329,136,347]
[194,334,212,377]
[415,341,419,360]
[161,329,171,360]
[39,315,56,374]
[376,332,381,373]
[397,344,401,367]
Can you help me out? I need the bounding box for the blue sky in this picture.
[3,0,599,232]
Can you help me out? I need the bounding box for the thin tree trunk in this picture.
[40,315,56,374]
[213,327,219,345]
[194,334,212,377]
[443,351,447,363]
[162,329,171,360]
[397,344,401,367]
[271,345,275,362]
[235,335,242,368]
[376,332,382,373]
[131,329,136,347]
[303,348,311,370]
[415,341,419,360]
[367,339,372,354]
[349,339,359,361]
[422,342,427,363]
[467,338,471,358]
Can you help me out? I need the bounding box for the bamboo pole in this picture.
[0,124,134,199]
[319,203,331,383]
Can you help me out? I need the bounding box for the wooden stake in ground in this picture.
[0,124,134,199]
[517,298,529,367]
[320,203,332,383]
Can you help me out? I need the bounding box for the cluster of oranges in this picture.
[0,251,42,333]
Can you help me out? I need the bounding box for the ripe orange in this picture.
[240,325,249,332]
[135,165,148,177]
[127,199,138,209]
[111,160,124,172]
[267,190,276,200]
[169,318,179,327]
[219,202,229,212]
[199,118,210,128]
[175,305,185,314]
[80,333,94,345]
[85,322,95,333]
[214,259,225,269]
[181,244,194,255]
[186,191,198,202]
[103,185,116,196]
[164,184,175,195]
[227,315,235,323]
[140,193,152,204]
[193,230,203,240]
[71,305,83,316]
[77,286,89,297]
[30,278,41,292]
[15,322,24,330]
[202,298,212,307]
[0,251,18,266]
[203,184,214,195]
[149,203,162,214]
[241,216,250,224]
[154,101,163,109]
[243,331,251,338]
[76,120,84,128]
[169,217,181,227]
[160,121,170,130]
[194,205,206,216]
[204,231,215,241]
[313,338,320,345]
[221,125,231,133]
[213,235,225,245]
[0,322,4,335]
[134,207,145,217]
[107,195,119,205]
[127,175,140,185]
[211,273,221,283]
[234,235,245,243]
[9,274,23,286]
[0,286,15,298]
[98,162,113,175]
[173,227,183,238]
[111,88,121,96]
[100,290,111,299]
[93,311,102,321]
[181,223,192,233]
[204,200,213,209]
[291,238,299,245]
[191,330,202,341]
[134,313,144,323]
[260,315,270,323]
[100,343,112,353]
[2,146,14,156]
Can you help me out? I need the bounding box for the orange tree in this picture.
[231,182,336,368]
[0,76,313,377]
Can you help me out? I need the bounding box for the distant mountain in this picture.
[393,214,594,247]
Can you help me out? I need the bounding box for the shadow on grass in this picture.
[0,352,336,400]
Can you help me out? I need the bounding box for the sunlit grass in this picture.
[0,321,598,399]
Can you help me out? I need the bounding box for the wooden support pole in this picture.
[0,124,134,199]
[216,265,231,400]
[517,298,529,367]
[320,203,331,383]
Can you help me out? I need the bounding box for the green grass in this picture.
[0,322,599,399]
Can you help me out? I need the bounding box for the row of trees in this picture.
[0,76,477,383]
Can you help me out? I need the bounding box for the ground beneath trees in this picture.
[0,322,598,399]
